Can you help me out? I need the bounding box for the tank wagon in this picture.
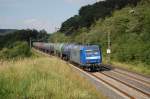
[54,43,65,57]
[61,43,76,60]
[33,42,44,51]
[33,42,54,54]
[33,42,102,71]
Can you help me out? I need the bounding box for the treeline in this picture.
[60,0,140,35]
[0,29,48,49]
[0,29,49,59]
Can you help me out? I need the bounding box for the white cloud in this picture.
[64,0,95,5]
[65,0,82,3]
[0,16,60,33]
[22,18,59,33]
[64,0,105,5]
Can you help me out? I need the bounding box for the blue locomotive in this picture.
[33,42,102,71]
[70,45,102,71]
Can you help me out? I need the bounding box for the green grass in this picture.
[111,61,150,76]
[103,57,150,76]
[0,51,105,99]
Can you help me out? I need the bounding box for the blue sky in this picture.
[0,0,98,33]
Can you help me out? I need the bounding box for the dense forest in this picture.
[60,0,141,35]
[0,29,17,36]
[0,29,49,59]
[50,0,150,67]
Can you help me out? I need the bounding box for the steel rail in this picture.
[113,70,150,85]
[89,73,135,99]
[100,72,150,97]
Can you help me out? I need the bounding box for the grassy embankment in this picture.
[0,50,105,99]
[111,61,150,76]
[103,58,150,76]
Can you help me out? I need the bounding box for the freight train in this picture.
[33,42,102,71]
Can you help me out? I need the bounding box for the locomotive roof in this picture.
[71,45,99,50]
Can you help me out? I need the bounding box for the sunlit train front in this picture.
[84,45,102,66]
[70,45,102,71]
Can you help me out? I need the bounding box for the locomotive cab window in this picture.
[86,50,99,56]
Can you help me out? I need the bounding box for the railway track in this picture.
[98,72,149,98]
[111,70,150,89]
[34,48,150,99]
[113,69,150,85]
[71,66,150,99]
[103,65,150,85]
[90,73,135,99]
[67,63,150,99]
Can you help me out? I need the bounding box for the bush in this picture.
[0,41,31,59]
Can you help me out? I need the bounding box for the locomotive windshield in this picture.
[86,50,99,56]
